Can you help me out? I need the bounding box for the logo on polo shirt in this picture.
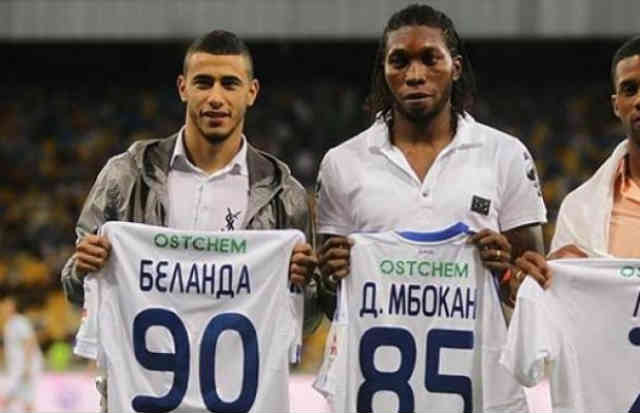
[222,208,241,231]
[471,195,491,216]
[523,152,542,197]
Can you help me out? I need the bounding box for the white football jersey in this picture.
[82,221,303,413]
[316,223,528,413]
[501,259,640,413]
[74,274,99,360]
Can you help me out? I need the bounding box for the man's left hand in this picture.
[290,242,318,287]
[468,229,512,272]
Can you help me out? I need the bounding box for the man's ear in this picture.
[177,75,187,103]
[611,93,620,119]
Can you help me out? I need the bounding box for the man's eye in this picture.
[622,84,638,96]
[390,55,407,67]
[194,80,211,88]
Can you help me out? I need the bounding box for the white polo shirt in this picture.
[316,114,547,235]
[167,128,248,231]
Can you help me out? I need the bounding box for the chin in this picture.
[202,131,231,144]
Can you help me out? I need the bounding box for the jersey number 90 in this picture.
[132,308,258,413]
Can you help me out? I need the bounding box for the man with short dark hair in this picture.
[517,35,640,281]
[61,29,321,410]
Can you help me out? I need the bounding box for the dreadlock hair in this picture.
[611,35,640,91]
[183,30,254,78]
[365,4,476,134]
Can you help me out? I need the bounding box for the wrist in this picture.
[500,268,512,285]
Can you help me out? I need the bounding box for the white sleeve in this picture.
[73,275,99,360]
[500,278,554,387]
[498,141,547,231]
[315,151,352,236]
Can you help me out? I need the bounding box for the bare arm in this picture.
[316,233,352,320]
[503,223,546,305]
[504,223,545,260]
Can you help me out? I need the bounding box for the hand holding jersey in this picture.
[514,245,591,291]
[501,258,640,412]
[75,222,305,412]
[315,223,529,412]
[74,234,111,277]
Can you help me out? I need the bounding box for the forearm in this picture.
[316,233,338,320]
[504,223,545,260]
[61,256,85,306]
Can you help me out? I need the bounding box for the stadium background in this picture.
[0,0,638,410]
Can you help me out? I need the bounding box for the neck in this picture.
[183,125,244,174]
[628,138,640,186]
[391,105,454,149]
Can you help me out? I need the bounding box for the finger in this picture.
[75,255,102,274]
[318,249,351,268]
[479,248,511,263]
[292,242,313,254]
[474,234,511,253]
[332,267,350,280]
[83,235,112,251]
[291,252,318,268]
[77,242,110,260]
[467,229,492,243]
[319,237,352,254]
[515,257,550,289]
[521,251,551,279]
[320,258,349,276]
[75,251,106,268]
[289,273,306,287]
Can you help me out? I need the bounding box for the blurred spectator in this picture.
[0,294,44,412]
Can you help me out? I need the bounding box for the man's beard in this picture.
[393,79,453,125]
[198,117,241,145]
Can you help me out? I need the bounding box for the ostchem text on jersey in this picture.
[379,258,469,278]
[153,232,247,253]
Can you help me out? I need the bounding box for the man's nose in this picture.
[406,62,426,85]
[206,85,224,108]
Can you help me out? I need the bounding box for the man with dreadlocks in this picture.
[312,4,547,411]
[315,3,547,316]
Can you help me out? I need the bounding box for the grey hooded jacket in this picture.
[61,132,322,335]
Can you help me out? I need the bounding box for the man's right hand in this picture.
[318,236,353,286]
[74,234,111,278]
[515,251,552,289]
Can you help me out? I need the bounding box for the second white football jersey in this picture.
[501,258,640,413]
[317,222,528,413]
[86,221,303,413]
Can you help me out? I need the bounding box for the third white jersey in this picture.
[83,221,303,413]
[501,259,640,412]
[317,222,528,413]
